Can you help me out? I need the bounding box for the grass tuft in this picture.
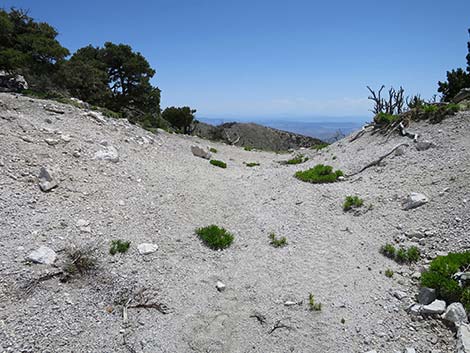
[110,240,131,255]
[244,146,253,151]
[343,196,364,211]
[195,225,234,250]
[385,269,394,278]
[286,154,309,165]
[380,244,420,264]
[308,293,322,311]
[209,147,218,153]
[245,162,260,167]
[269,233,287,248]
[210,159,227,168]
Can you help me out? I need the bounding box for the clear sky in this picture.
[1,0,469,120]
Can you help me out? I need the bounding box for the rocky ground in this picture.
[0,93,469,353]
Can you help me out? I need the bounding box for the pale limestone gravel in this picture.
[0,93,469,352]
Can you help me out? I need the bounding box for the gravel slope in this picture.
[0,93,469,353]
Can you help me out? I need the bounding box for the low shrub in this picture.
[374,112,399,125]
[343,196,364,211]
[269,233,287,248]
[380,243,396,259]
[244,146,253,151]
[63,245,97,277]
[286,154,308,165]
[209,147,218,153]
[406,246,420,263]
[312,142,329,150]
[245,162,260,167]
[421,252,470,309]
[295,164,343,184]
[380,244,420,264]
[308,293,322,311]
[210,159,227,168]
[110,240,131,255]
[195,225,234,250]
[385,269,394,278]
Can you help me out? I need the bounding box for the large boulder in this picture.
[191,145,212,160]
[402,193,429,210]
[0,70,28,92]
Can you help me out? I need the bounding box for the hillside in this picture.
[193,121,325,151]
[1,93,470,353]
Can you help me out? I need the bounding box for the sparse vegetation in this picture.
[245,162,260,167]
[312,142,329,150]
[285,154,308,165]
[343,196,364,211]
[244,146,253,151]
[385,269,394,278]
[380,244,420,264]
[109,240,131,255]
[340,318,346,324]
[269,233,287,248]
[195,225,234,250]
[421,252,470,309]
[210,159,227,168]
[308,293,322,311]
[209,147,218,153]
[63,245,97,277]
[295,164,343,184]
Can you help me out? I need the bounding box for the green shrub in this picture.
[406,246,420,263]
[269,233,287,248]
[286,154,308,165]
[244,146,253,151]
[295,164,343,184]
[195,225,234,250]
[380,243,396,259]
[245,162,260,167]
[421,252,470,306]
[209,147,218,153]
[396,248,408,263]
[110,240,131,255]
[343,196,364,211]
[385,269,394,278]
[210,159,227,168]
[312,142,329,150]
[308,293,322,311]
[374,112,399,125]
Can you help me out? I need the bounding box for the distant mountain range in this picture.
[198,117,368,142]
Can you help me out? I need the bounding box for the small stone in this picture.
[76,219,90,228]
[191,145,212,160]
[27,246,57,264]
[416,140,435,151]
[442,302,468,325]
[44,138,60,146]
[94,146,119,163]
[61,134,72,143]
[38,167,58,192]
[216,281,226,292]
[118,200,125,206]
[284,301,297,306]
[404,348,416,353]
[72,150,81,158]
[392,290,408,300]
[418,287,437,305]
[421,299,446,315]
[337,176,345,181]
[402,193,429,210]
[137,243,158,255]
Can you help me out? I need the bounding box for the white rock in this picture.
[216,281,226,292]
[416,140,435,151]
[191,145,212,160]
[94,146,119,163]
[404,348,416,353]
[76,219,90,228]
[442,302,468,325]
[87,111,106,124]
[402,193,429,210]
[61,134,72,143]
[27,246,56,265]
[284,301,298,306]
[44,138,60,146]
[392,290,408,300]
[421,299,446,314]
[137,243,158,255]
[458,323,470,353]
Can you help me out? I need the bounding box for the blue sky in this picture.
[2,0,469,121]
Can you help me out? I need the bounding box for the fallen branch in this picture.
[269,319,291,334]
[20,270,64,296]
[347,143,409,177]
[349,124,374,142]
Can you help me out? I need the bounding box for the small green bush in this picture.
[269,233,287,248]
[195,225,234,250]
[209,147,218,153]
[406,246,420,262]
[385,269,394,278]
[308,293,322,311]
[110,240,131,255]
[380,243,396,259]
[210,159,227,168]
[245,162,260,167]
[286,154,308,165]
[421,252,470,308]
[295,164,343,184]
[244,146,253,151]
[396,248,408,263]
[343,196,364,211]
[312,142,329,150]
[374,112,399,125]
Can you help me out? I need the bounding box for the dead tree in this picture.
[367,85,385,114]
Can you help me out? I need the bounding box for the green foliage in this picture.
[312,142,329,150]
[374,112,399,125]
[195,225,234,250]
[109,240,130,255]
[343,196,364,211]
[380,243,396,259]
[245,162,260,167]
[385,269,394,278]
[295,164,343,184]
[209,147,218,153]
[210,159,227,168]
[308,293,322,311]
[161,106,196,134]
[269,233,287,248]
[340,318,346,324]
[286,154,308,165]
[63,246,97,276]
[244,146,253,151]
[380,244,420,264]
